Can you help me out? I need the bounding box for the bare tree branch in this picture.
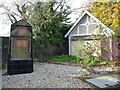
[23,2,34,6]
[54,2,62,12]
[7,14,14,23]
[15,4,23,15]
[10,14,17,22]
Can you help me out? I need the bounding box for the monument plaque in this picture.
[16,40,27,48]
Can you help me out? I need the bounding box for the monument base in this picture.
[7,60,33,75]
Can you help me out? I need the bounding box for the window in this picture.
[88,16,96,23]
[88,24,98,33]
[79,26,87,34]
[79,15,87,24]
[71,27,77,34]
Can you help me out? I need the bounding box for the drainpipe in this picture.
[109,38,113,61]
[68,36,71,55]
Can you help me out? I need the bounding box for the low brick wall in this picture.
[33,44,68,60]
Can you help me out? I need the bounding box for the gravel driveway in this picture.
[2,62,93,88]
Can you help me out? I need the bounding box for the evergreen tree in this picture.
[29,1,72,45]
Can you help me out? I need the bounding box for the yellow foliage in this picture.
[87,2,120,33]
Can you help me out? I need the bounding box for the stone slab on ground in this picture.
[86,76,120,88]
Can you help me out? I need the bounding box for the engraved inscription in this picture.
[16,40,27,48]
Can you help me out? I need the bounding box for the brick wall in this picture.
[33,44,68,60]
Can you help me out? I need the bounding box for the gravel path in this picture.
[2,62,94,88]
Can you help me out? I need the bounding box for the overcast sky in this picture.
[0,0,89,37]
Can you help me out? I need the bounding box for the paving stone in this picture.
[93,67,113,72]
[2,62,93,88]
[86,76,120,88]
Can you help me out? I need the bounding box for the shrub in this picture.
[80,56,101,65]
[50,55,79,62]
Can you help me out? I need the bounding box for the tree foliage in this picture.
[85,1,120,61]
[1,0,72,57]
[1,0,72,46]
[28,1,72,45]
[87,1,120,34]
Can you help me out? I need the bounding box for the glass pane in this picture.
[88,16,96,23]
[84,40,101,57]
[79,15,87,24]
[71,40,101,57]
[71,27,77,34]
[11,37,31,60]
[71,40,85,56]
[79,26,87,34]
[88,24,98,33]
